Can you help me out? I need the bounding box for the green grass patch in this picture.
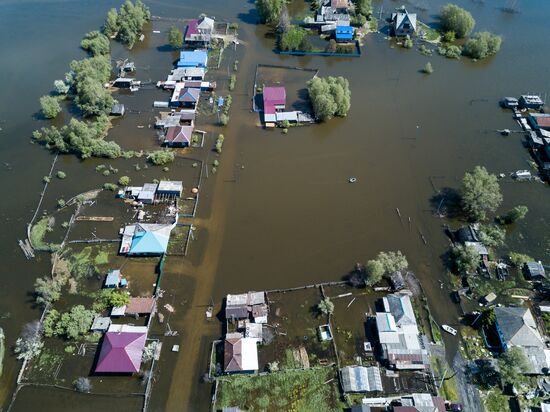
[481,389,511,412]
[417,21,441,43]
[217,367,344,411]
[30,217,61,252]
[430,316,442,344]
[432,356,460,401]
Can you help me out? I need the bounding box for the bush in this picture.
[148,150,175,165]
[43,176,51,183]
[279,25,309,52]
[228,74,236,91]
[498,205,528,224]
[40,95,62,119]
[35,276,64,306]
[14,322,43,361]
[419,44,433,56]
[317,298,334,315]
[118,175,130,186]
[440,4,475,38]
[81,31,110,56]
[103,183,118,191]
[423,62,434,74]
[219,113,229,126]
[74,377,92,393]
[215,134,225,153]
[444,45,461,59]
[280,120,290,128]
[403,38,413,49]
[54,80,70,95]
[57,198,66,208]
[307,76,351,121]
[168,26,183,49]
[56,171,66,179]
[442,31,456,42]
[462,31,502,59]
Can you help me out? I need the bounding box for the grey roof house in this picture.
[524,261,546,280]
[391,7,417,36]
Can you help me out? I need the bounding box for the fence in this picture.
[277,41,362,57]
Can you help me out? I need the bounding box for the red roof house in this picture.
[262,87,286,115]
[164,125,194,146]
[126,297,156,316]
[95,325,147,373]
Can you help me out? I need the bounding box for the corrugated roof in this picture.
[95,325,147,373]
[126,297,156,315]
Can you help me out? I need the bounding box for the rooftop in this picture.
[224,337,259,373]
[126,297,156,315]
[95,324,148,373]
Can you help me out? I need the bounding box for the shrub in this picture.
[43,176,51,183]
[215,134,225,153]
[118,175,130,186]
[440,4,475,38]
[220,114,229,126]
[56,171,66,179]
[317,298,334,315]
[103,183,118,191]
[148,150,175,165]
[419,44,433,56]
[444,45,461,59]
[54,80,70,95]
[40,95,62,119]
[442,31,456,42]
[462,31,502,59]
[279,25,309,52]
[498,205,528,224]
[74,377,92,393]
[280,120,290,128]
[228,74,236,91]
[255,0,285,24]
[403,38,413,49]
[57,198,66,208]
[423,62,434,74]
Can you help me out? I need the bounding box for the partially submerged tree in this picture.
[255,0,285,24]
[307,76,351,121]
[81,31,110,56]
[147,150,175,165]
[103,8,119,37]
[478,224,506,248]
[317,297,335,316]
[451,243,479,274]
[460,166,502,221]
[40,96,62,119]
[423,62,434,74]
[439,4,475,38]
[168,26,183,49]
[462,32,502,59]
[56,305,95,339]
[34,276,64,306]
[353,0,372,17]
[498,205,528,224]
[365,260,384,285]
[14,321,44,361]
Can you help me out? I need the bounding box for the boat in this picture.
[348,177,357,183]
[512,170,532,180]
[441,324,457,336]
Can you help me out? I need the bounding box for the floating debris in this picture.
[348,177,357,183]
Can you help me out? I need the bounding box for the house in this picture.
[164,126,194,147]
[137,183,158,204]
[171,87,201,109]
[519,95,544,110]
[90,316,111,332]
[157,181,183,198]
[529,114,550,131]
[317,0,350,27]
[495,306,550,374]
[330,0,349,12]
[397,393,446,412]
[177,50,208,68]
[110,103,125,116]
[335,26,354,42]
[104,269,127,288]
[464,241,489,268]
[263,86,286,124]
[375,294,430,370]
[119,223,175,255]
[225,291,268,323]
[391,7,417,37]
[340,366,383,393]
[185,16,214,44]
[524,261,546,280]
[95,324,148,373]
[223,334,259,373]
[167,67,205,82]
[126,297,156,316]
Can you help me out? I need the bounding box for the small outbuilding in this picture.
[91,316,112,332]
[335,26,354,42]
[157,181,183,198]
[519,95,544,110]
[104,269,127,288]
[137,183,158,204]
[110,103,125,116]
[340,366,383,393]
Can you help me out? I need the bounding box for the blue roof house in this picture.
[124,223,175,256]
[335,26,354,42]
[177,50,208,68]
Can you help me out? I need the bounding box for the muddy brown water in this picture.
[1,0,550,410]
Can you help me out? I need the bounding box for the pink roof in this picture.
[263,87,286,114]
[185,20,199,40]
[165,126,194,145]
[95,330,146,373]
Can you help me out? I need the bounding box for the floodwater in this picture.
[1,0,550,410]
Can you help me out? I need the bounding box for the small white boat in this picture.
[512,170,532,181]
[442,324,457,336]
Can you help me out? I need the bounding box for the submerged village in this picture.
[3,0,550,412]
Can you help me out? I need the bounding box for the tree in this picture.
[277,4,290,34]
[365,260,384,285]
[56,305,94,339]
[81,31,110,56]
[460,166,502,221]
[40,95,62,119]
[442,31,456,42]
[74,77,115,116]
[255,0,285,24]
[147,150,175,165]
[499,205,528,224]
[54,80,70,95]
[103,8,119,37]
[509,252,532,267]
[317,298,334,316]
[478,224,505,248]
[279,25,308,52]
[109,290,130,307]
[451,244,479,274]
[14,321,44,360]
[462,32,502,59]
[74,377,92,393]
[168,26,183,49]
[481,308,496,328]
[353,0,372,17]
[118,176,130,186]
[34,276,63,306]
[115,0,151,48]
[403,37,413,49]
[439,4,475,38]
[376,251,408,273]
[43,309,60,337]
[307,76,351,121]
[423,62,434,74]
[498,347,529,387]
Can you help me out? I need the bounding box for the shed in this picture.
[335,26,354,42]
[138,183,158,204]
[157,181,183,198]
[177,50,208,68]
[341,366,383,393]
[105,270,123,288]
[95,324,147,373]
[126,297,156,315]
[483,292,497,304]
[111,305,127,317]
[252,304,268,324]
[110,103,125,116]
[91,316,112,332]
[245,322,263,340]
[524,261,546,280]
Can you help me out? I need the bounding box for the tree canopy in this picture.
[317,298,335,315]
[365,260,384,285]
[460,166,502,221]
[168,26,183,49]
[451,244,479,274]
[440,4,475,38]
[40,96,62,119]
[103,8,119,37]
[55,305,95,339]
[279,25,310,52]
[81,31,111,56]
[365,251,408,285]
[148,150,175,165]
[256,0,285,24]
[498,347,529,387]
[103,1,150,48]
[307,76,351,121]
[499,205,528,224]
[478,224,505,248]
[353,0,372,17]
[462,31,502,59]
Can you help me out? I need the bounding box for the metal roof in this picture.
[341,366,383,392]
[157,180,183,193]
[95,325,147,373]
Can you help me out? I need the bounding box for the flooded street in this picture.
[1,0,550,410]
